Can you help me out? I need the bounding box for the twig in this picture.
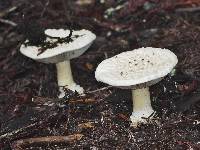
[0,122,38,140]
[85,86,113,94]
[0,110,60,141]
[62,0,72,22]
[176,6,200,12]
[69,98,96,104]
[40,0,50,17]
[11,134,84,150]
[0,18,17,26]
[0,6,18,18]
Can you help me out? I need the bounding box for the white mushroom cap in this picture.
[20,29,96,63]
[95,47,178,88]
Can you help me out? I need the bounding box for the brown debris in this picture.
[69,98,97,104]
[177,80,198,95]
[1,0,200,149]
[78,122,94,129]
[11,134,84,150]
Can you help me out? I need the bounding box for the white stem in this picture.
[56,60,84,97]
[132,87,152,112]
[130,87,154,126]
[56,60,74,86]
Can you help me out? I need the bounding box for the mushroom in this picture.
[95,47,178,126]
[20,29,96,98]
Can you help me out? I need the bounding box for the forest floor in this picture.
[0,0,200,149]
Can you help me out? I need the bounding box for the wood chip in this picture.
[12,134,84,150]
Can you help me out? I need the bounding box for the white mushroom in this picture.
[20,29,96,98]
[95,47,178,126]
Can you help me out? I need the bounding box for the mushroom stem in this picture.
[130,87,154,125]
[56,60,84,97]
[56,60,74,86]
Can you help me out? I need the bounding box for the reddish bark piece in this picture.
[177,80,198,95]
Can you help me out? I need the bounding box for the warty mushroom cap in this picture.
[95,47,178,89]
[20,29,96,63]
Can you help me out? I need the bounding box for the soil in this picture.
[0,0,200,149]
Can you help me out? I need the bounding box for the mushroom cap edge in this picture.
[20,29,96,63]
[95,47,178,88]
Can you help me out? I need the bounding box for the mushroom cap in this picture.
[95,47,178,89]
[20,29,96,63]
